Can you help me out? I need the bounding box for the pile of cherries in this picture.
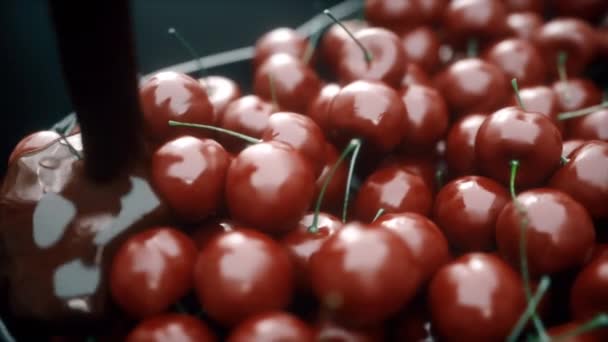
[9,0,608,341]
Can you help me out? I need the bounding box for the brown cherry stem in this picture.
[511,78,526,111]
[507,275,551,342]
[168,120,261,144]
[558,102,608,120]
[323,9,372,63]
[372,208,385,223]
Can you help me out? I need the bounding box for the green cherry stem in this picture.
[168,120,261,144]
[323,9,372,63]
[467,38,479,58]
[60,133,83,160]
[372,208,385,223]
[512,78,526,111]
[557,101,608,120]
[557,51,571,103]
[507,276,551,342]
[174,301,188,314]
[269,73,280,111]
[308,138,362,233]
[168,27,207,86]
[302,25,324,66]
[342,138,362,222]
[552,314,608,342]
[435,166,445,191]
[561,156,570,165]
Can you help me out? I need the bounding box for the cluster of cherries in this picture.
[8,0,608,341]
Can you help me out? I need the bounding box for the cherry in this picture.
[442,0,508,46]
[533,19,597,79]
[307,83,340,134]
[445,113,486,177]
[309,222,422,326]
[314,143,348,215]
[401,26,440,73]
[253,53,322,114]
[353,165,433,221]
[364,0,425,33]
[225,141,315,234]
[596,27,608,58]
[140,71,213,143]
[398,84,449,151]
[553,78,603,113]
[434,58,509,117]
[401,63,432,89]
[496,189,596,277]
[151,136,230,222]
[434,176,509,252]
[200,76,241,121]
[328,80,407,152]
[393,300,436,341]
[562,139,586,159]
[8,130,61,164]
[509,85,563,133]
[281,212,343,293]
[109,227,197,318]
[190,219,234,250]
[504,0,544,13]
[554,0,608,23]
[550,141,608,220]
[483,38,546,87]
[125,314,216,342]
[380,154,437,190]
[253,27,308,69]
[475,106,562,188]
[376,212,450,282]
[567,109,608,141]
[571,255,608,322]
[315,315,386,341]
[193,228,294,326]
[320,19,368,72]
[504,12,543,40]
[419,0,447,23]
[219,95,274,152]
[227,311,315,342]
[428,253,527,341]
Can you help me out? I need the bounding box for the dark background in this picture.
[0,0,343,175]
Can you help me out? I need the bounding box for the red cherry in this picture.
[571,255,608,322]
[393,302,436,341]
[193,228,294,326]
[281,212,343,293]
[310,222,422,326]
[434,176,509,252]
[401,26,440,73]
[553,78,603,113]
[567,109,608,141]
[328,80,407,152]
[546,321,605,342]
[434,58,509,117]
[428,253,527,341]
[364,0,425,33]
[320,20,368,72]
[125,314,216,342]
[225,141,316,234]
[253,53,322,114]
[554,0,608,23]
[596,27,608,58]
[190,219,234,250]
[505,12,543,40]
[151,136,230,222]
[110,227,197,318]
[199,76,241,121]
[419,0,447,23]
[483,38,546,87]
[380,155,437,190]
[353,165,433,221]
[315,315,386,341]
[314,143,348,215]
[496,189,596,277]
[442,0,508,46]
[445,113,486,177]
[550,141,608,220]
[376,212,450,282]
[337,28,406,87]
[475,106,562,188]
[219,95,274,153]
[227,311,315,342]
[8,130,61,164]
[401,63,432,89]
[509,85,564,133]
[562,139,586,159]
[307,83,340,134]
[140,71,213,143]
[504,0,544,13]
[253,27,308,69]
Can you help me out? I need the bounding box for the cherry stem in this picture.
[168,27,207,88]
[269,73,279,111]
[507,276,551,342]
[467,38,478,58]
[557,51,568,84]
[174,301,188,314]
[435,167,445,191]
[323,9,372,63]
[372,208,385,222]
[510,159,547,338]
[308,138,361,233]
[168,120,261,144]
[59,133,82,160]
[558,101,608,120]
[342,139,361,222]
[551,314,608,342]
[511,78,526,111]
[302,25,323,66]
[561,156,570,165]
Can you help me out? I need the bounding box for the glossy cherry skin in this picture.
[442,0,508,45]
[596,27,608,58]
[310,222,422,326]
[261,112,326,177]
[475,107,563,188]
[394,302,436,342]
[194,228,294,326]
[219,95,274,152]
[533,18,597,79]
[401,63,432,89]
[320,20,368,72]
[253,27,308,69]
[445,113,486,177]
[434,176,509,252]
[483,38,545,87]
[353,165,433,221]
[281,212,343,293]
[510,85,563,133]
[190,219,234,250]
[125,314,216,342]
[140,71,214,143]
[563,139,586,159]
[380,155,436,191]
[568,109,608,141]
[398,84,449,151]
[109,227,198,318]
[227,311,315,342]
[434,58,509,117]
[314,143,348,215]
[553,78,603,113]
[254,53,321,114]
[496,189,596,277]
[428,253,527,342]
[225,141,316,235]
[8,130,61,164]
[505,12,543,40]
[419,0,447,23]
[555,0,608,23]
[550,141,608,219]
[376,212,450,282]
[328,80,407,152]
[547,322,603,342]
[315,316,386,341]
[364,0,425,33]
[151,136,230,222]
[307,83,340,134]
[199,75,241,121]
[401,26,440,73]
[505,0,544,13]
[337,28,406,87]
[571,255,608,322]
